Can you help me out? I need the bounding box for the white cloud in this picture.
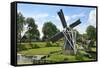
[52,15,60,21]
[21,24,28,37]
[74,9,96,34]
[23,12,49,20]
[88,9,96,27]
[36,22,43,39]
[74,25,86,34]
[65,16,70,22]
[71,13,85,19]
[52,15,70,22]
[35,14,49,19]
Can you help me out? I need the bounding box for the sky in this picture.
[17,3,96,38]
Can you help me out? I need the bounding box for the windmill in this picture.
[48,9,81,55]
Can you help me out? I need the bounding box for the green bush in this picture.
[45,42,52,47]
[29,43,34,48]
[17,43,40,52]
[17,44,27,51]
[55,42,60,47]
[33,44,40,48]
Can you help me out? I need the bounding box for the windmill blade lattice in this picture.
[49,9,81,55]
[58,9,67,28]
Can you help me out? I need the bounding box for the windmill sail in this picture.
[58,9,67,28]
[48,9,81,55]
[69,19,81,28]
[49,32,64,42]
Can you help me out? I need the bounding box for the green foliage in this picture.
[82,33,88,42]
[55,42,60,47]
[32,44,40,48]
[17,12,25,43]
[18,47,61,55]
[29,43,34,48]
[45,42,52,47]
[17,44,27,51]
[17,12,25,33]
[25,17,40,43]
[86,25,96,41]
[17,43,40,52]
[42,21,60,39]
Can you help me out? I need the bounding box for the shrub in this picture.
[55,42,60,47]
[33,44,40,48]
[45,42,52,47]
[29,43,34,49]
[17,44,27,51]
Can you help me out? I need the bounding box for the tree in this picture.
[17,12,25,43]
[26,17,40,43]
[82,33,88,41]
[86,25,96,41]
[42,21,60,40]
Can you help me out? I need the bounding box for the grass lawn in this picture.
[46,54,76,62]
[17,41,96,63]
[18,47,61,56]
[45,53,92,62]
